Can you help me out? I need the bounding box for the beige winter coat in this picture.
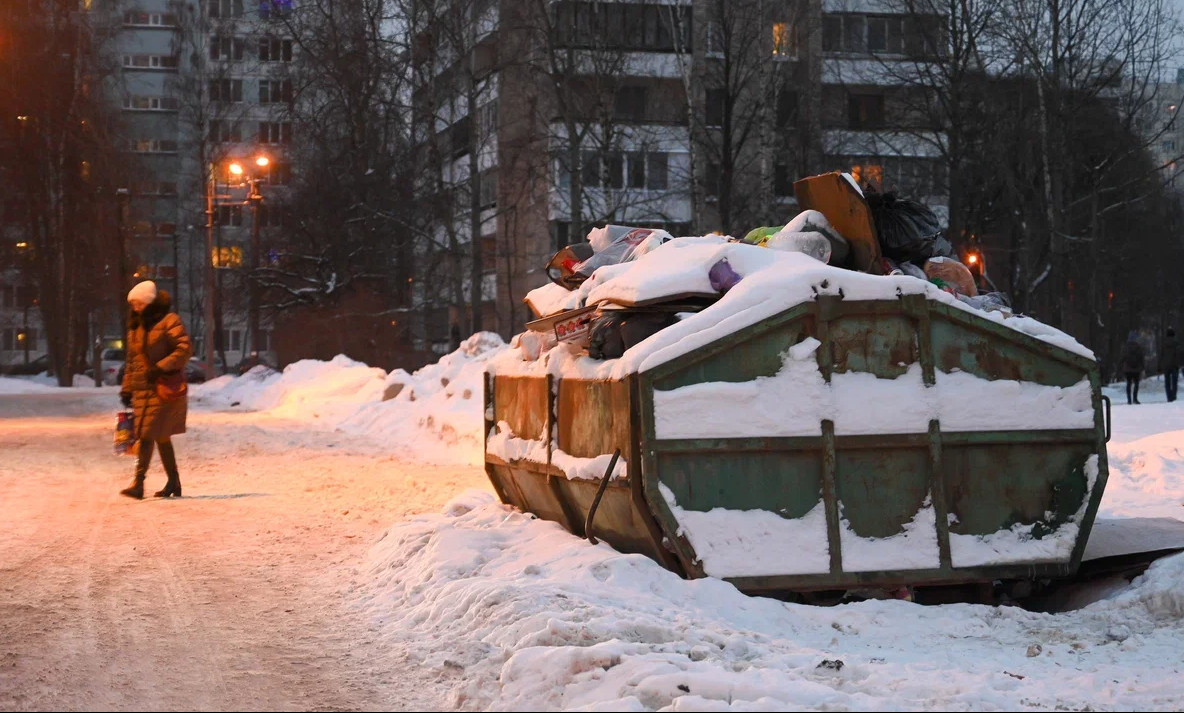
[121,294,192,441]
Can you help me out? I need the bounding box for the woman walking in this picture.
[119,280,192,499]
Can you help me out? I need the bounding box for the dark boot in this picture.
[121,440,154,499]
[155,439,181,498]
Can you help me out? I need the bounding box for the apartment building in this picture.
[92,0,293,369]
[411,0,948,341]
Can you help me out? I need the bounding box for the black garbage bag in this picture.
[865,191,954,264]
[546,241,596,290]
[587,310,678,360]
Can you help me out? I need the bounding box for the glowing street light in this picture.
[228,162,244,177]
[255,156,270,168]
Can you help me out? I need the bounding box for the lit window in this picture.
[212,246,244,268]
[850,163,883,188]
[772,22,795,58]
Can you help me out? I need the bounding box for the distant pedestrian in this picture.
[1161,328,1180,403]
[119,281,192,499]
[1120,331,1146,405]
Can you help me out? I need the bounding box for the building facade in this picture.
[92,0,292,370]
[411,0,948,343]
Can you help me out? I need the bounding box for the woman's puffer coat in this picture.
[121,290,192,441]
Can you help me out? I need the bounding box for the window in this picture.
[258,0,293,20]
[850,163,883,188]
[210,36,246,61]
[705,21,724,57]
[604,153,623,189]
[867,17,887,52]
[627,152,645,189]
[123,95,179,111]
[1164,140,1177,152]
[258,121,292,144]
[210,0,244,18]
[130,139,178,153]
[122,54,179,70]
[476,100,498,140]
[646,152,668,190]
[221,329,243,351]
[259,37,293,62]
[705,88,725,128]
[772,22,796,58]
[209,78,243,102]
[774,164,793,196]
[847,93,885,128]
[776,91,798,127]
[478,169,497,208]
[624,151,669,190]
[822,15,842,51]
[259,79,293,104]
[554,2,690,52]
[257,203,288,227]
[216,205,243,226]
[704,161,720,197]
[614,86,648,122]
[209,119,242,143]
[123,11,178,27]
[266,161,292,185]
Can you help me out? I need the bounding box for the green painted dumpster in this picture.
[484,291,1110,596]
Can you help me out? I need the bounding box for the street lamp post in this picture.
[204,165,217,381]
[234,156,269,360]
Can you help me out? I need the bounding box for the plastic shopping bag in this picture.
[114,410,137,456]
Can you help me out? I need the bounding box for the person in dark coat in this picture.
[1161,328,1180,403]
[118,281,192,499]
[1119,331,1145,405]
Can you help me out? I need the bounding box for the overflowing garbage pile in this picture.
[508,171,1086,375]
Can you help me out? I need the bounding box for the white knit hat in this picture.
[127,280,157,305]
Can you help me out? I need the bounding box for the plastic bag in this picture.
[114,410,136,456]
[924,256,977,296]
[958,291,1011,314]
[866,192,954,263]
[708,258,742,292]
[545,241,595,290]
[777,210,850,265]
[587,310,678,360]
[765,231,832,262]
[574,226,673,277]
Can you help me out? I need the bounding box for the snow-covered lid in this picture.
[499,238,1093,380]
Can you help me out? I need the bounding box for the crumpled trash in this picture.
[958,291,1012,315]
[765,231,832,262]
[924,256,977,296]
[587,310,678,360]
[708,258,742,292]
[546,241,595,290]
[574,226,673,277]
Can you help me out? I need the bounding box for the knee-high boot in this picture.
[155,440,181,498]
[121,439,155,499]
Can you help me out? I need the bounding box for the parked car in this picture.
[185,355,226,383]
[2,354,50,376]
[96,347,125,385]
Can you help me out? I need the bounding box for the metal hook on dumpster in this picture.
[585,448,621,546]
[1101,394,1111,442]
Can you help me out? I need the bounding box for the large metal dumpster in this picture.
[484,291,1110,595]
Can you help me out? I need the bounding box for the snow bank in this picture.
[0,374,107,392]
[192,333,508,465]
[355,489,1184,712]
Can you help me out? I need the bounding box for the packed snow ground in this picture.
[2,342,1182,711]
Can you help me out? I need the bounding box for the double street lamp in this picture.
[203,155,268,381]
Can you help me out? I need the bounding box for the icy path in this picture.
[0,389,491,712]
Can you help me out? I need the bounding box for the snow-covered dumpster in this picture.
[484,238,1110,596]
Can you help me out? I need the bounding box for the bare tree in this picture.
[0,0,127,385]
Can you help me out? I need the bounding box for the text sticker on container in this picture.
[554,310,596,344]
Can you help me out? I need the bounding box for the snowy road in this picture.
[0,389,491,712]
